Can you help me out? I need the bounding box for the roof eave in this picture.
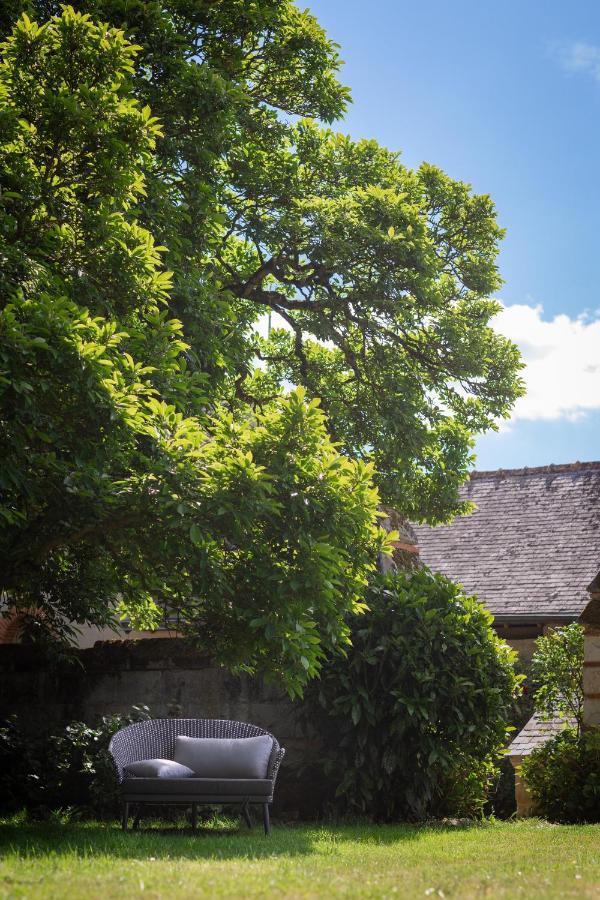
[491,612,578,625]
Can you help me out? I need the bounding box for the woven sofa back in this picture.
[109,718,278,782]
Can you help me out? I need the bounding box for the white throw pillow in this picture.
[173,735,273,779]
[123,758,195,778]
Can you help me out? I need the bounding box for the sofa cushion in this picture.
[121,777,273,798]
[123,758,195,779]
[173,734,273,779]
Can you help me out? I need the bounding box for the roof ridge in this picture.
[470,461,600,479]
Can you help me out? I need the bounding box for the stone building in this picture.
[412,462,600,661]
[413,462,600,815]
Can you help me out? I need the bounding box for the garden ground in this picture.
[0,817,598,898]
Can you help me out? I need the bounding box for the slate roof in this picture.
[412,462,600,619]
[507,713,574,758]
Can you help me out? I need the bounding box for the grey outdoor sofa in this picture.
[108,718,285,835]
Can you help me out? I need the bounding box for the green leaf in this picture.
[189,524,203,546]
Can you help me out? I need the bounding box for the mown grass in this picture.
[0,815,598,898]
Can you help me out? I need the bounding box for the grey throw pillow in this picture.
[123,758,195,779]
[173,734,273,779]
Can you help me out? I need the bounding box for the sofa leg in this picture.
[191,803,198,830]
[121,802,129,832]
[132,804,142,830]
[242,802,252,829]
[262,803,271,836]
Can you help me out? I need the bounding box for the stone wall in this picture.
[583,628,600,727]
[0,638,323,816]
[581,589,600,728]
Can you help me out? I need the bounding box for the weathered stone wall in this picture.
[0,638,323,816]
[581,589,600,728]
[503,637,536,666]
[510,754,535,817]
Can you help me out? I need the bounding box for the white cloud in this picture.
[554,40,600,81]
[493,303,600,421]
[257,304,600,425]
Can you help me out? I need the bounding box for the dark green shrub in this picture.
[0,706,151,815]
[520,726,600,823]
[308,570,522,820]
[0,715,53,812]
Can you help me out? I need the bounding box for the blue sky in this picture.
[307,0,600,470]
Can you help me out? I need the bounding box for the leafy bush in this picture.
[0,706,151,815]
[520,726,600,823]
[530,623,584,732]
[308,570,522,820]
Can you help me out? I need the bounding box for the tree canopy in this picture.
[0,7,385,695]
[1,0,524,523]
[0,1,524,689]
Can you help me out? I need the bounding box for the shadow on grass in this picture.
[0,816,485,861]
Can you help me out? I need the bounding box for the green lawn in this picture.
[0,816,598,899]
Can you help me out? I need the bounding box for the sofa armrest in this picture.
[268,746,285,787]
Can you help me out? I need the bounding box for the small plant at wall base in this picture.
[530,622,584,733]
[307,569,522,821]
[0,706,151,816]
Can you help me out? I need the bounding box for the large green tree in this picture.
[0,7,385,695]
[0,1,524,691]
[0,0,524,522]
